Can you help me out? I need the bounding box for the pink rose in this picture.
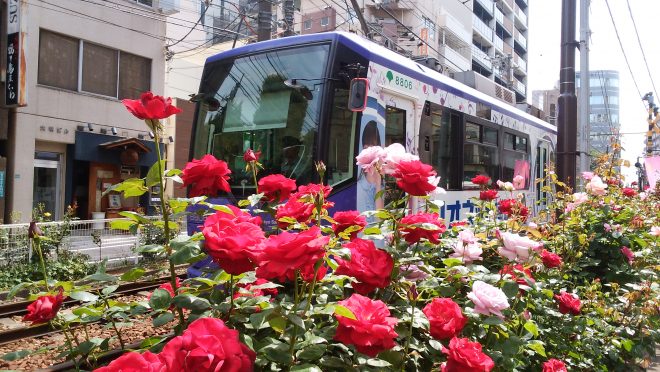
[94,351,165,372]
[467,281,510,318]
[651,226,660,237]
[498,231,542,262]
[581,171,594,180]
[356,146,385,171]
[620,246,634,265]
[585,176,608,196]
[543,358,568,372]
[381,143,419,175]
[450,230,482,264]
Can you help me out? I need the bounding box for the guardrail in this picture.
[0,216,186,268]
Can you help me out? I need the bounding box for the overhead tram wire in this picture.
[604,0,645,109]
[625,0,659,101]
[167,0,212,48]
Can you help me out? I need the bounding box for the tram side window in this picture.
[385,106,406,146]
[503,132,530,189]
[463,122,499,189]
[327,89,356,186]
[419,103,458,190]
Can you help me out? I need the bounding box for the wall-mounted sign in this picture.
[0,170,5,198]
[6,0,27,107]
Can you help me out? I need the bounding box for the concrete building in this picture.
[0,0,170,223]
[576,70,620,156]
[532,87,560,126]
[298,0,529,105]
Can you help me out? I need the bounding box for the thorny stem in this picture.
[152,126,185,334]
[288,271,301,367]
[34,238,50,291]
[402,298,416,371]
[103,296,125,350]
[228,274,235,322]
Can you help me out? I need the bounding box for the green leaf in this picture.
[363,226,382,235]
[524,321,539,337]
[290,365,322,372]
[287,314,306,330]
[2,350,31,361]
[367,358,392,367]
[502,281,520,298]
[72,307,103,317]
[101,285,119,296]
[7,282,30,300]
[107,178,148,198]
[297,345,326,361]
[621,339,634,352]
[146,160,166,187]
[333,305,357,320]
[110,219,137,231]
[77,338,104,355]
[442,258,464,268]
[171,294,210,311]
[268,315,287,333]
[85,272,118,283]
[170,243,202,265]
[135,244,164,254]
[118,211,151,224]
[120,268,146,282]
[149,288,172,310]
[153,312,174,327]
[70,291,99,303]
[169,199,190,214]
[527,341,547,357]
[140,336,168,349]
[483,316,503,325]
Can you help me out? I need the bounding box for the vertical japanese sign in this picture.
[419,28,428,56]
[6,0,26,107]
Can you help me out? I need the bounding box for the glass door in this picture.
[33,152,62,219]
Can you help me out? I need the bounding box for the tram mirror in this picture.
[348,78,369,112]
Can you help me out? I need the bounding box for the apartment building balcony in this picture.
[503,41,513,55]
[513,52,527,73]
[512,77,526,94]
[440,44,471,72]
[476,0,494,15]
[514,4,528,30]
[494,7,504,24]
[473,16,493,45]
[503,15,513,34]
[499,0,514,14]
[514,29,527,50]
[494,35,504,52]
[472,44,492,70]
[438,13,472,45]
[516,0,528,9]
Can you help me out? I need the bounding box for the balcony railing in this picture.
[438,13,472,45]
[440,44,471,72]
[503,41,513,55]
[515,30,527,49]
[514,53,527,72]
[513,78,526,94]
[501,0,514,12]
[514,4,528,26]
[473,16,493,43]
[495,7,504,24]
[494,35,504,51]
[472,45,492,69]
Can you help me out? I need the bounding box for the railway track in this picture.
[0,274,186,346]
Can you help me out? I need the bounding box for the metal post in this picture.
[349,0,372,39]
[258,0,272,42]
[283,0,294,36]
[557,0,578,191]
[578,0,590,181]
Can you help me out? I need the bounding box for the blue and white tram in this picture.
[190,31,556,227]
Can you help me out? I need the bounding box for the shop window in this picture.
[38,30,79,91]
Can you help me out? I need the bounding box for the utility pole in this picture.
[349,0,372,39]
[557,0,578,191]
[258,0,272,41]
[578,0,590,180]
[283,0,295,36]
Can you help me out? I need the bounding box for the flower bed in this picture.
[2,93,658,371]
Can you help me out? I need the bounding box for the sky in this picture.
[527,0,660,183]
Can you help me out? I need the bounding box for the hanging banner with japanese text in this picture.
[5,0,27,107]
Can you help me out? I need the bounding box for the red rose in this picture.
[202,218,265,275]
[606,178,619,186]
[94,351,165,372]
[148,278,182,310]
[622,187,637,197]
[399,212,446,244]
[121,91,181,120]
[182,155,231,197]
[542,358,568,372]
[258,174,297,202]
[471,175,491,186]
[554,291,581,315]
[423,298,467,340]
[479,189,498,201]
[256,226,329,282]
[23,288,64,325]
[450,221,468,228]
[498,199,529,218]
[392,160,437,196]
[234,278,279,299]
[205,205,262,226]
[332,210,367,240]
[334,238,394,294]
[159,317,255,371]
[540,249,563,268]
[499,264,535,287]
[243,148,261,163]
[294,183,332,200]
[275,199,315,229]
[334,294,398,357]
[620,246,634,265]
[442,337,494,372]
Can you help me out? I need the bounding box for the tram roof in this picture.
[206,32,556,134]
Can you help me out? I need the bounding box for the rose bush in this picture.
[7,94,658,372]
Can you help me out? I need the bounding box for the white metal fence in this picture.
[0,217,185,268]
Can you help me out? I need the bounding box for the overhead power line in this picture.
[625,0,659,101]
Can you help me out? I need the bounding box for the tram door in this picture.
[382,93,417,154]
[535,139,553,212]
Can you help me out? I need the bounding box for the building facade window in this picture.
[38,29,151,99]
[321,16,329,26]
[136,0,153,7]
[304,19,312,29]
[423,16,436,40]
